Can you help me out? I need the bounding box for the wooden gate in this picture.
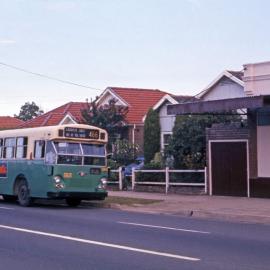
[210,140,248,197]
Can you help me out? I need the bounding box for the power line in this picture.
[0,61,102,91]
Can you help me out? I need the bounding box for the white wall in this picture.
[257,126,270,177]
[201,77,245,101]
[159,103,175,132]
[159,102,175,149]
[244,61,270,96]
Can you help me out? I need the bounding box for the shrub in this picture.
[144,109,160,164]
[136,162,164,182]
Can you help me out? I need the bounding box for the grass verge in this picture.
[104,196,163,206]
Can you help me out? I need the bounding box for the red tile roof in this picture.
[109,87,168,124]
[20,102,88,128]
[20,87,169,128]
[0,116,24,129]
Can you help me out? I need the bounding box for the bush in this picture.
[136,162,165,182]
[144,109,160,164]
[112,139,139,166]
[169,171,204,183]
[166,114,242,169]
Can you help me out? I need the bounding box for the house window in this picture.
[162,133,172,149]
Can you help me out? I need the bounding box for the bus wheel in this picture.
[2,195,17,202]
[17,180,33,207]
[66,198,81,207]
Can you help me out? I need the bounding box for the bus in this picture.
[0,124,108,207]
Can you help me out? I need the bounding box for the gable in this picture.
[197,70,244,100]
[97,87,168,125]
[59,114,77,125]
[200,76,245,101]
[96,88,128,107]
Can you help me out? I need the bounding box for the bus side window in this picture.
[34,140,45,159]
[16,137,28,159]
[3,138,16,159]
[0,138,2,158]
[45,141,56,164]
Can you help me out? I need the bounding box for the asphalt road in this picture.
[0,200,270,270]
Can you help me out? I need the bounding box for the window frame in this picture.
[0,138,3,158]
[34,140,45,159]
[3,137,16,159]
[15,137,28,159]
[161,132,172,150]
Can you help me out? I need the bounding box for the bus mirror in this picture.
[47,166,54,176]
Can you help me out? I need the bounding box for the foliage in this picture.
[166,114,242,169]
[136,162,164,182]
[112,139,139,166]
[82,98,128,148]
[15,101,44,121]
[143,108,161,164]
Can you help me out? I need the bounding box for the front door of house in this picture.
[210,141,248,197]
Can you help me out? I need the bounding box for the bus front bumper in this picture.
[47,191,108,201]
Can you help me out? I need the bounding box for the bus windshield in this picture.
[45,141,106,166]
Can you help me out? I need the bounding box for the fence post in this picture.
[165,167,169,194]
[131,167,135,190]
[204,167,207,194]
[119,167,123,190]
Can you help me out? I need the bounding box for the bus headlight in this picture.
[53,175,65,189]
[98,177,107,189]
[54,175,62,184]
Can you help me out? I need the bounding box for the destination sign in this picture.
[64,127,99,139]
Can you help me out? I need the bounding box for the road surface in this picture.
[0,200,269,270]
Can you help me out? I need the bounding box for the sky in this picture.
[1,0,270,116]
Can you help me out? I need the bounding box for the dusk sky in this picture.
[0,0,270,116]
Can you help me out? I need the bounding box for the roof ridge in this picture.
[109,86,168,92]
[63,102,72,114]
[41,113,53,126]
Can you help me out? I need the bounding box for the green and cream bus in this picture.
[0,124,108,207]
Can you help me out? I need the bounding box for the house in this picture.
[0,116,24,130]
[196,70,245,101]
[153,69,245,150]
[19,102,89,128]
[96,87,169,151]
[20,87,170,152]
[146,94,193,150]
[167,60,270,199]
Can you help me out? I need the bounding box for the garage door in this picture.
[210,141,248,197]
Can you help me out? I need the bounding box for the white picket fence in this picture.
[108,167,207,194]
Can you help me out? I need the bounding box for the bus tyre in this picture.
[2,195,17,202]
[17,180,33,207]
[66,198,81,207]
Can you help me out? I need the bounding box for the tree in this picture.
[81,98,128,148]
[166,114,242,169]
[15,101,44,121]
[112,139,139,166]
[143,108,161,164]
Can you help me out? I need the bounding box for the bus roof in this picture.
[0,124,108,143]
